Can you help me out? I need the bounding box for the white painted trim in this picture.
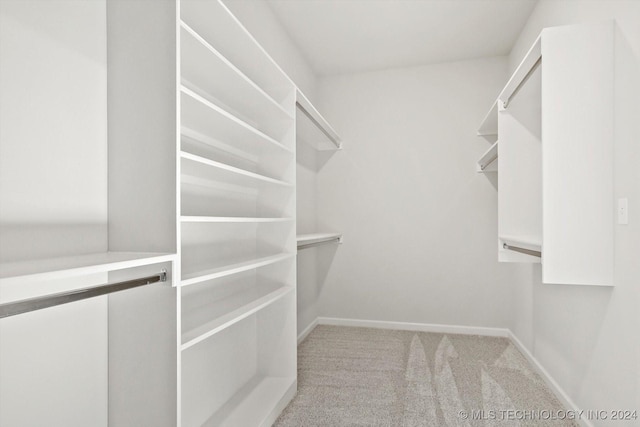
[508,331,592,427]
[317,317,509,337]
[297,318,319,345]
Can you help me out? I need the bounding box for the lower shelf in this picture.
[203,376,296,427]
[181,284,292,350]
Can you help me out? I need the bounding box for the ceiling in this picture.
[266,0,538,76]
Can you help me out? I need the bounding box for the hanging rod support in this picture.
[502,57,542,109]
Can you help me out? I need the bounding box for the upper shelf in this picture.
[180,0,294,105]
[477,141,498,173]
[477,102,497,136]
[297,233,342,250]
[0,252,175,286]
[477,34,542,137]
[296,90,341,151]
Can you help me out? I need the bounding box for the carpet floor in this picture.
[274,325,577,427]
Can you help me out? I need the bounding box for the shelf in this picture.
[181,285,292,350]
[296,90,341,151]
[498,34,542,108]
[181,151,293,190]
[180,0,293,105]
[477,102,498,136]
[202,376,295,427]
[181,87,292,156]
[181,216,292,223]
[477,141,498,173]
[181,253,294,287]
[0,252,175,286]
[297,233,342,250]
[181,23,292,129]
[500,235,542,253]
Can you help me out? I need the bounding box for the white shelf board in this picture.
[181,23,292,126]
[499,235,542,252]
[181,87,292,156]
[477,102,498,136]
[181,253,294,287]
[202,376,296,427]
[477,141,498,173]
[498,34,542,107]
[181,285,293,350]
[0,252,175,286]
[181,216,292,223]
[181,151,293,189]
[297,233,342,250]
[181,0,294,105]
[296,90,341,151]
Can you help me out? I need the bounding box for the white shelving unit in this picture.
[178,1,297,426]
[478,21,615,285]
[107,0,298,424]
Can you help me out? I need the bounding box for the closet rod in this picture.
[297,237,342,250]
[503,243,541,258]
[296,101,340,145]
[502,57,542,109]
[479,153,498,171]
[0,270,167,319]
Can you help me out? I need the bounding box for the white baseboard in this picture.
[297,318,319,344]
[317,316,510,337]
[508,331,592,427]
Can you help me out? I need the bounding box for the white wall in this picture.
[315,57,510,328]
[0,0,108,262]
[0,1,109,426]
[503,1,640,420]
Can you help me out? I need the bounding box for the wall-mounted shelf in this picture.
[296,90,341,151]
[477,102,498,137]
[297,233,342,250]
[498,35,542,109]
[477,141,498,173]
[0,252,175,287]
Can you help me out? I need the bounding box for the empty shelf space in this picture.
[181,284,292,350]
[0,252,175,286]
[477,141,498,173]
[181,253,294,287]
[297,233,342,250]
[180,0,293,105]
[181,216,292,223]
[202,376,295,427]
[296,90,341,151]
[181,23,292,126]
[477,102,498,136]
[181,87,292,155]
[181,151,293,189]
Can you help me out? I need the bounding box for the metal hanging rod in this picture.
[296,101,340,146]
[479,153,498,171]
[0,270,167,319]
[503,243,541,258]
[297,237,342,251]
[502,57,542,109]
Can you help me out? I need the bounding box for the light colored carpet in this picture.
[275,325,577,427]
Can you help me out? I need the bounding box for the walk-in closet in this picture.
[1,0,638,426]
